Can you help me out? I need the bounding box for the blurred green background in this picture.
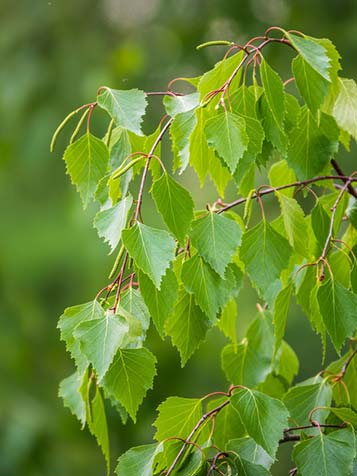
[1,1,356,475]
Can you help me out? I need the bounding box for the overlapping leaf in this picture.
[97,87,147,135]
[63,133,109,208]
[122,223,175,289]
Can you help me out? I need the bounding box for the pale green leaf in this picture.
[74,310,130,380]
[154,396,203,441]
[115,443,163,476]
[163,92,199,117]
[317,279,357,352]
[103,347,157,422]
[189,211,242,277]
[218,297,238,344]
[165,288,210,366]
[59,370,87,426]
[332,78,357,140]
[293,427,355,476]
[171,109,197,173]
[151,172,194,243]
[208,153,231,196]
[58,301,105,372]
[205,112,249,173]
[63,133,109,209]
[287,33,331,81]
[93,195,133,253]
[138,268,178,338]
[231,388,289,458]
[240,220,292,296]
[181,255,236,321]
[122,223,176,289]
[97,87,147,135]
[268,160,296,198]
[198,50,245,100]
[277,193,310,258]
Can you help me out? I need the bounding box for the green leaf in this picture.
[231,388,289,458]
[87,386,110,475]
[63,133,109,209]
[207,396,245,448]
[331,407,357,428]
[93,195,133,253]
[273,281,293,352]
[154,397,203,441]
[181,255,235,321]
[332,78,357,140]
[287,107,337,180]
[103,347,157,422]
[208,153,231,196]
[277,193,310,258]
[163,92,199,117]
[115,443,163,476]
[286,33,331,81]
[58,301,105,371]
[292,55,330,112]
[165,288,210,366]
[240,220,292,296]
[59,370,87,426]
[311,200,331,254]
[189,211,242,277]
[97,88,147,135]
[228,455,272,476]
[226,437,274,469]
[293,427,355,476]
[198,50,245,100]
[221,311,274,387]
[122,223,175,289]
[327,350,357,410]
[205,112,249,173]
[218,297,238,344]
[188,107,214,185]
[151,172,194,243]
[259,59,287,154]
[138,268,178,338]
[268,160,296,198]
[317,279,357,352]
[171,109,197,173]
[119,287,151,337]
[74,309,131,380]
[231,85,258,118]
[283,377,332,427]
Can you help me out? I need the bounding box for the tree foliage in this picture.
[52,27,357,475]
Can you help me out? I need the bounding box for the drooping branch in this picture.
[216,175,357,214]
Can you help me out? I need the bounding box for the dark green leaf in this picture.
[115,443,163,476]
[293,427,355,476]
[231,388,289,458]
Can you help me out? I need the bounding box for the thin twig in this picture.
[165,400,230,476]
